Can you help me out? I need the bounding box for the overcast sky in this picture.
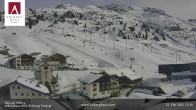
[0,0,196,20]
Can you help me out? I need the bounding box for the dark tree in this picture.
[64,11,75,18]
[144,29,148,40]
[113,27,115,31]
[54,12,58,18]
[129,26,135,33]
[123,23,127,30]
[28,18,32,29]
[45,81,52,93]
[84,23,87,28]
[79,13,84,20]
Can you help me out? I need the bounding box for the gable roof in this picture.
[0,76,49,94]
[78,73,103,84]
[48,53,66,60]
[20,54,36,59]
[47,53,67,64]
[105,68,142,81]
[9,54,35,60]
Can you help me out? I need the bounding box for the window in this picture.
[15,93,17,96]
[93,88,97,91]
[93,93,97,96]
[17,60,20,62]
[93,84,97,86]
[44,67,48,70]
[39,94,41,96]
[27,93,29,96]
[102,92,105,94]
[17,64,20,66]
[86,93,88,95]
[12,86,15,89]
[83,87,86,90]
[18,86,20,89]
[21,93,24,96]
[83,82,86,85]
[32,93,34,96]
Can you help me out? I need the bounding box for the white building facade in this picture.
[78,74,113,99]
[10,83,49,99]
[0,77,49,99]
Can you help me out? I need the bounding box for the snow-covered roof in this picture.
[183,91,196,99]
[78,73,103,84]
[0,77,18,88]
[159,79,196,95]
[128,92,169,99]
[131,88,154,95]
[128,92,176,99]
[106,68,142,81]
[0,76,49,94]
[152,74,167,79]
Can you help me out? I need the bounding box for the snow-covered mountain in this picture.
[0,4,196,80]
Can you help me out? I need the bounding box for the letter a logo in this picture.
[8,2,21,14]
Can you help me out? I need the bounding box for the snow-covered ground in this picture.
[0,67,34,84]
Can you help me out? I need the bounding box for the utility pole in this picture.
[104,34,106,42]
[142,38,144,52]
[176,52,178,62]
[83,40,87,47]
[103,29,106,42]
[72,24,75,37]
[179,53,180,61]
[113,36,115,49]
[89,30,92,46]
[194,31,196,50]
[190,30,196,50]
[130,57,135,69]
[125,37,128,50]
